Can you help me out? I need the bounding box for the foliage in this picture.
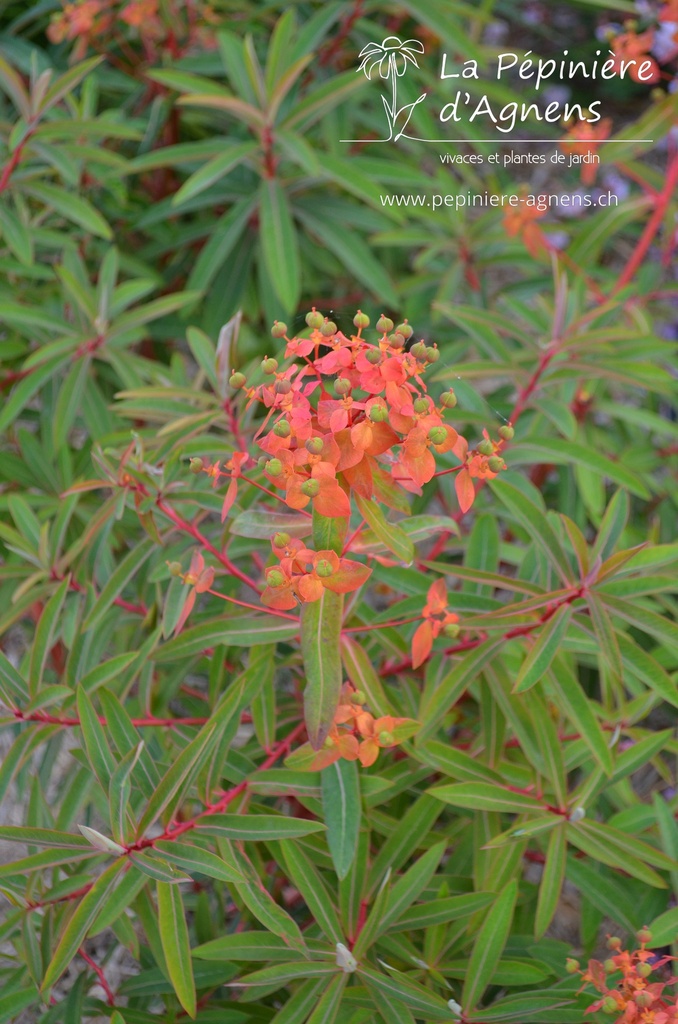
[1,2,678,1024]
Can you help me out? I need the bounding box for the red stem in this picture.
[613,151,678,296]
[78,947,116,1007]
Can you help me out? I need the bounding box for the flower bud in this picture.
[266,458,283,477]
[424,346,440,363]
[410,341,427,360]
[441,390,457,408]
[315,559,334,578]
[376,314,394,333]
[636,927,652,945]
[413,397,430,414]
[273,532,290,548]
[428,426,447,446]
[189,457,204,474]
[602,996,619,1015]
[637,962,652,978]
[606,936,622,951]
[229,371,246,388]
[320,319,337,337]
[396,320,413,340]
[305,437,324,455]
[273,420,291,437]
[266,568,286,588]
[334,377,351,395]
[275,378,292,395]
[353,310,370,329]
[301,479,320,498]
[365,349,381,364]
[443,622,460,639]
[477,439,494,456]
[635,992,652,1009]
[388,332,405,348]
[167,561,183,577]
[262,357,279,374]
[565,958,580,974]
[306,308,324,329]
[351,689,366,705]
[378,730,395,746]
[499,424,514,441]
[488,456,505,473]
[603,959,617,974]
[271,321,287,338]
[369,404,388,423]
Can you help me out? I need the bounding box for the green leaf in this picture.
[41,857,127,992]
[259,179,300,312]
[429,782,545,815]
[358,965,452,1021]
[379,842,445,934]
[513,606,572,693]
[109,743,143,845]
[388,891,495,931]
[490,480,573,584]
[172,142,257,206]
[280,840,343,945]
[232,850,306,952]
[340,635,391,717]
[462,880,518,1011]
[354,494,414,565]
[0,826,93,849]
[154,615,299,659]
[301,588,343,749]
[647,905,678,947]
[322,758,360,881]
[194,932,306,962]
[305,973,346,1024]
[26,183,112,240]
[0,202,32,265]
[153,840,243,882]
[417,639,504,744]
[535,824,567,938]
[566,821,668,888]
[157,881,196,1018]
[195,814,325,841]
[28,578,69,697]
[77,687,117,791]
[548,658,614,775]
[82,538,154,631]
[512,438,650,499]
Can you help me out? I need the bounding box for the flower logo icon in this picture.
[357,35,427,141]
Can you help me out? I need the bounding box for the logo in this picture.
[354,36,427,142]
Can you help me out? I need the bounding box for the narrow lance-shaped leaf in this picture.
[157,881,196,1018]
[322,758,360,881]
[462,879,518,1011]
[302,588,343,749]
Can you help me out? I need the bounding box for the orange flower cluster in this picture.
[261,536,371,610]
[560,117,613,185]
[573,930,678,1023]
[299,685,419,769]
[609,29,660,83]
[226,311,500,517]
[503,201,548,260]
[412,579,460,668]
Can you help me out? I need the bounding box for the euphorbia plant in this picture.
[182,309,505,752]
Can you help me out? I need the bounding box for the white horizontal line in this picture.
[341,139,654,143]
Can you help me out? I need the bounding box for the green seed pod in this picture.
[477,439,494,456]
[351,689,367,705]
[365,349,382,364]
[257,456,268,469]
[606,937,622,951]
[413,397,430,414]
[315,559,334,578]
[602,997,619,1015]
[301,479,320,498]
[499,424,515,441]
[376,314,394,333]
[603,959,617,974]
[262,357,279,374]
[334,377,351,396]
[272,532,290,548]
[266,568,286,588]
[424,346,440,363]
[443,622,460,639]
[353,310,370,329]
[396,320,413,340]
[305,437,324,455]
[273,420,291,438]
[441,390,457,409]
[637,962,652,978]
[167,561,183,577]
[320,319,337,337]
[189,457,204,474]
[271,321,287,338]
[266,458,283,477]
[564,959,580,975]
[369,404,389,423]
[488,456,505,473]
[378,730,394,746]
[635,993,652,1009]
[306,308,324,330]
[428,426,447,446]
[636,927,652,945]
[229,371,246,388]
[324,735,335,749]
[275,378,292,395]
[388,332,405,348]
[410,341,427,360]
